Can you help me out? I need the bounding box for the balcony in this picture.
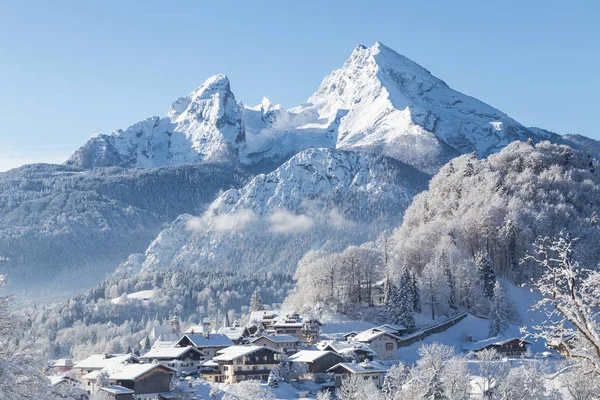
[234,369,272,376]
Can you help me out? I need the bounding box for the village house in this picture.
[317,340,378,361]
[351,329,401,360]
[251,334,299,354]
[82,363,175,400]
[207,345,282,384]
[176,333,234,360]
[139,345,206,375]
[50,358,74,374]
[464,336,532,356]
[287,350,343,378]
[373,323,408,337]
[249,310,280,329]
[74,353,139,377]
[327,360,389,388]
[217,326,251,344]
[99,385,135,400]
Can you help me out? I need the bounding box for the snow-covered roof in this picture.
[81,370,101,381]
[140,345,204,360]
[51,359,73,367]
[375,323,406,333]
[202,360,219,367]
[249,310,279,323]
[317,340,377,356]
[328,361,389,374]
[352,329,401,343]
[151,325,173,339]
[217,326,248,340]
[287,350,336,364]
[179,334,234,348]
[184,325,207,334]
[213,345,280,361]
[101,385,135,395]
[463,336,532,351]
[156,332,180,342]
[48,376,76,386]
[251,335,299,344]
[74,353,138,370]
[107,363,174,381]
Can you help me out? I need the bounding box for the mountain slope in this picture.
[0,163,249,292]
[66,75,245,169]
[117,148,429,275]
[67,42,557,174]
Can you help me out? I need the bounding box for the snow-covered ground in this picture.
[110,289,159,305]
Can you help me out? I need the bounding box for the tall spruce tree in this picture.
[488,281,517,337]
[250,289,264,312]
[398,268,416,331]
[411,271,421,313]
[475,251,496,298]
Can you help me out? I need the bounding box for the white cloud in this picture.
[269,209,315,234]
[186,209,257,232]
[326,208,354,229]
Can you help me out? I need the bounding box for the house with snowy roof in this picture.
[463,336,532,356]
[139,345,205,375]
[317,340,378,361]
[73,353,139,376]
[251,334,299,353]
[327,360,389,388]
[205,345,282,384]
[50,358,74,373]
[217,326,250,344]
[176,333,234,360]
[81,363,174,399]
[287,350,343,378]
[351,329,401,360]
[99,385,134,400]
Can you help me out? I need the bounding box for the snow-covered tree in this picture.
[527,232,600,376]
[337,374,383,400]
[411,271,421,313]
[421,260,450,321]
[474,349,502,399]
[495,364,556,400]
[475,251,496,298]
[559,366,600,400]
[316,391,333,400]
[397,268,415,330]
[441,357,470,400]
[381,362,406,400]
[267,369,279,387]
[488,281,519,337]
[250,289,264,312]
[222,380,275,400]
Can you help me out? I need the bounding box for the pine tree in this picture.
[411,271,421,313]
[382,276,393,306]
[398,268,416,331]
[488,281,517,337]
[441,255,457,310]
[144,335,151,351]
[475,252,496,298]
[386,282,400,322]
[250,289,264,312]
[268,369,279,387]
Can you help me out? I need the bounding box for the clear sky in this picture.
[0,1,598,171]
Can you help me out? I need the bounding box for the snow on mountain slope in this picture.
[66,74,245,168]
[119,148,429,275]
[67,42,554,173]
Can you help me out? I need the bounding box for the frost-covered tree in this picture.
[527,233,600,376]
[0,275,56,400]
[337,374,383,400]
[559,366,600,400]
[381,362,406,400]
[412,343,460,400]
[441,357,470,400]
[421,260,450,321]
[488,281,519,337]
[476,252,496,298]
[495,364,557,400]
[411,271,421,313]
[250,289,264,312]
[316,391,333,400]
[397,268,415,330]
[474,349,502,399]
[267,369,279,387]
[222,380,275,400]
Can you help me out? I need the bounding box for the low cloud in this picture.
[186,209,257,232]
[269,209,315,234]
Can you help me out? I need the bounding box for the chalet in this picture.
[317,340,378,361]
[464,337,532,356]
[251,335,299,353]
[352,329,401,360]
[50,358,74,373]
[49,375,86,399]
[106,363,174,400]
[343,331,359,341]
[139,346,205,375]
[217,326,250,344]
[249,310,280,329]
[546,334,576,356]
[374,323,408,337]
[100,385,134,400]
[74,353,139,376]
[327,361,389,388]
[176,333,234,360]
[287,350,343,377]
[208,345,282,384]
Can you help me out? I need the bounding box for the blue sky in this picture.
[0,1,598,171]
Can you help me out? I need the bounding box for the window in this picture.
[223,366,228,371]
[386,343,394,351]
[372,375,378,380]
[364,376,369,380]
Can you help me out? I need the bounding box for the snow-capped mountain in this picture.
[66,74,245,168]
[68,42,554,173]
[118,148,429,275]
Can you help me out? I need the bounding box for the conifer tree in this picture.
[250,289,264,312]
[475,252,496,298]
[398,268,416,331]
[488,281,517,337]
[411,271,421,313]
